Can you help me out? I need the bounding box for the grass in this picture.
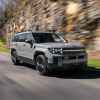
[88,59,100,69]
[0,41,9,53]
[0,46,9,52]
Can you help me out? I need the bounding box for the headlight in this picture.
[48,48,63,54]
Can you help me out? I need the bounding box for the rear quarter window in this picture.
[12,33,26,42]
[12,35,19,42]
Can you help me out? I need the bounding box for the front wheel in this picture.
[36,55,48,75]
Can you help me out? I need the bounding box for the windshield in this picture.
[32,33,64,43]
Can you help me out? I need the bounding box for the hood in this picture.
[35,42,84,49]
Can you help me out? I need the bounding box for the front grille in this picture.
[62,49,86,61]
[63,50,85,56]
[63,47,82,51]
[68,56,76,60]
[53,57,58,64]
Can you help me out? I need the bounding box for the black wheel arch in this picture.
[11,48,16,54]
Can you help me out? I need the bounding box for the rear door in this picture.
[17,33,26,57]
[11,35,19,51]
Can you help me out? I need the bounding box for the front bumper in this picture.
[47,54,87,69]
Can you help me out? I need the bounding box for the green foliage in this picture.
[0,15,7,28]
[4,5,14,19]
[0,45,9,53]
[88,59,100,68]
[0,3,14,28]
[0,37,6,44]
[0,38,9,53]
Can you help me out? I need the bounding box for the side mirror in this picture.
[25,39,32,44]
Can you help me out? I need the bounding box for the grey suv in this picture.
[10,32,87,75]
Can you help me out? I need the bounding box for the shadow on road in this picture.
[22,64,100,79]
[47,66,100,79]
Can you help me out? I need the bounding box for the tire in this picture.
[36,55,48,75]
[11,50,20,65]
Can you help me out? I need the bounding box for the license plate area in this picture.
[63,54,85,64]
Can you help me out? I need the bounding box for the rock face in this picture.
[77,0,100,49]
[5,0,67,43]
[5,0,66,33]
[3,0,100,50]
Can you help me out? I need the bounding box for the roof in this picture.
[15,31,62,36]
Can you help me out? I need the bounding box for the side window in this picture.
[19,34,26,42]
[26,33,34,41]
[12,35,19,42]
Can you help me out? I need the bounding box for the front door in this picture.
[23,33,34,60]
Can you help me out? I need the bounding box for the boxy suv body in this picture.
[10,32,87,75]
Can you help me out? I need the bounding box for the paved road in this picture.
[0,53,100,100]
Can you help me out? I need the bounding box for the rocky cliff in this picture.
[1,0,100,50]
[4,0,66,33]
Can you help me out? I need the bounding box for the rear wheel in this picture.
[36,55,48,75]
[11,50,20,65]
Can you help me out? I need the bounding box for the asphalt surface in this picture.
[0,53,100,100]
